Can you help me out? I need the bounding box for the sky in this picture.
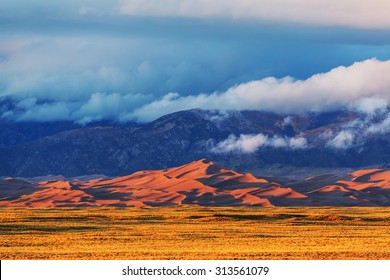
[1,0,390,123]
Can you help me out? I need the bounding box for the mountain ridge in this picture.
[1,108,390,177]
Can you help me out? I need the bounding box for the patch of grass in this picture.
[136,215,165,221]
[213,213,307,221]
[0,224,100,233]
[361,217,390,222]
[187,215,206,219]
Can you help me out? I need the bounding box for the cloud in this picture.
[4,92,154,124]
[316,107,390,149]
[3,97,77,122]
[282,116,293,126]
[349,97,388,115]
[210,100,390,154]
[131,59,390,121]
[203,110,230,125]
[119,0,390,29]
[212,134,267,154]
[3,58,390,124]
[1,1,390,124]
[72,92,153,124]
[211,134,307,154]
[210,108,390,153]
[327,131,355,149]
[289,137,308,149]
[366,113,390,135]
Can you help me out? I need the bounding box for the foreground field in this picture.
[0,207,390,259]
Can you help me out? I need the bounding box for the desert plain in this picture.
[1,206,389,260]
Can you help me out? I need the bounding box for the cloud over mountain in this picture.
[2,58,390,123]
[131,59,390,121]
[210,134,308,154]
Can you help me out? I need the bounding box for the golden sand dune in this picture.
[1,159,390,207]
[352,169,390,189]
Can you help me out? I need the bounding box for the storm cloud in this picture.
[1,1,390,123]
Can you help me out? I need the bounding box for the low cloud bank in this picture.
[323,109,390,149]
[211,134,308,154]
[131,59,390,122]
[210,104,390,154]
[2,59,390,124]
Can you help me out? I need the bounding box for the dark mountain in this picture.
[0,121,83,147]
[0,120,137,148]
[0,109,389,177]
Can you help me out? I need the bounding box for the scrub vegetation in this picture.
[1,207,389,259]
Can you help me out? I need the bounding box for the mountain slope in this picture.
[1,109,390,177]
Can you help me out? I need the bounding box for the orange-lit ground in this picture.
[1,207,389,260]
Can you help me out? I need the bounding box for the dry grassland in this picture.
[1,207,390,259]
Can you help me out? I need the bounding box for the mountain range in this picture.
[1,108,390,178]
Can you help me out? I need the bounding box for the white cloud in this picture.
[210,107,390,154]
[211,134,308,154]
[282,116,293,126]
[72,92,153,124]
[16,101,75,122]
[212,134,268,153]
[350,97,388,115]
[203,110,230,127]
[367,113,390,135]
[317,108,390,149]
[289,137,307,149]
[131,59,390,121]
[327,131,355,149]
[119,0,390,29]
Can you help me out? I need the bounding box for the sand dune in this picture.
[1,159,390,207]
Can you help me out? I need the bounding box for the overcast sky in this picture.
[1,0,390,123]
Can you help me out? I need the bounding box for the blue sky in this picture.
[1,0,390,123]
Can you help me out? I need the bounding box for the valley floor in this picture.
[0,207,389,260]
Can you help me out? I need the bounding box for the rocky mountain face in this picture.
[0,109,390,177]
